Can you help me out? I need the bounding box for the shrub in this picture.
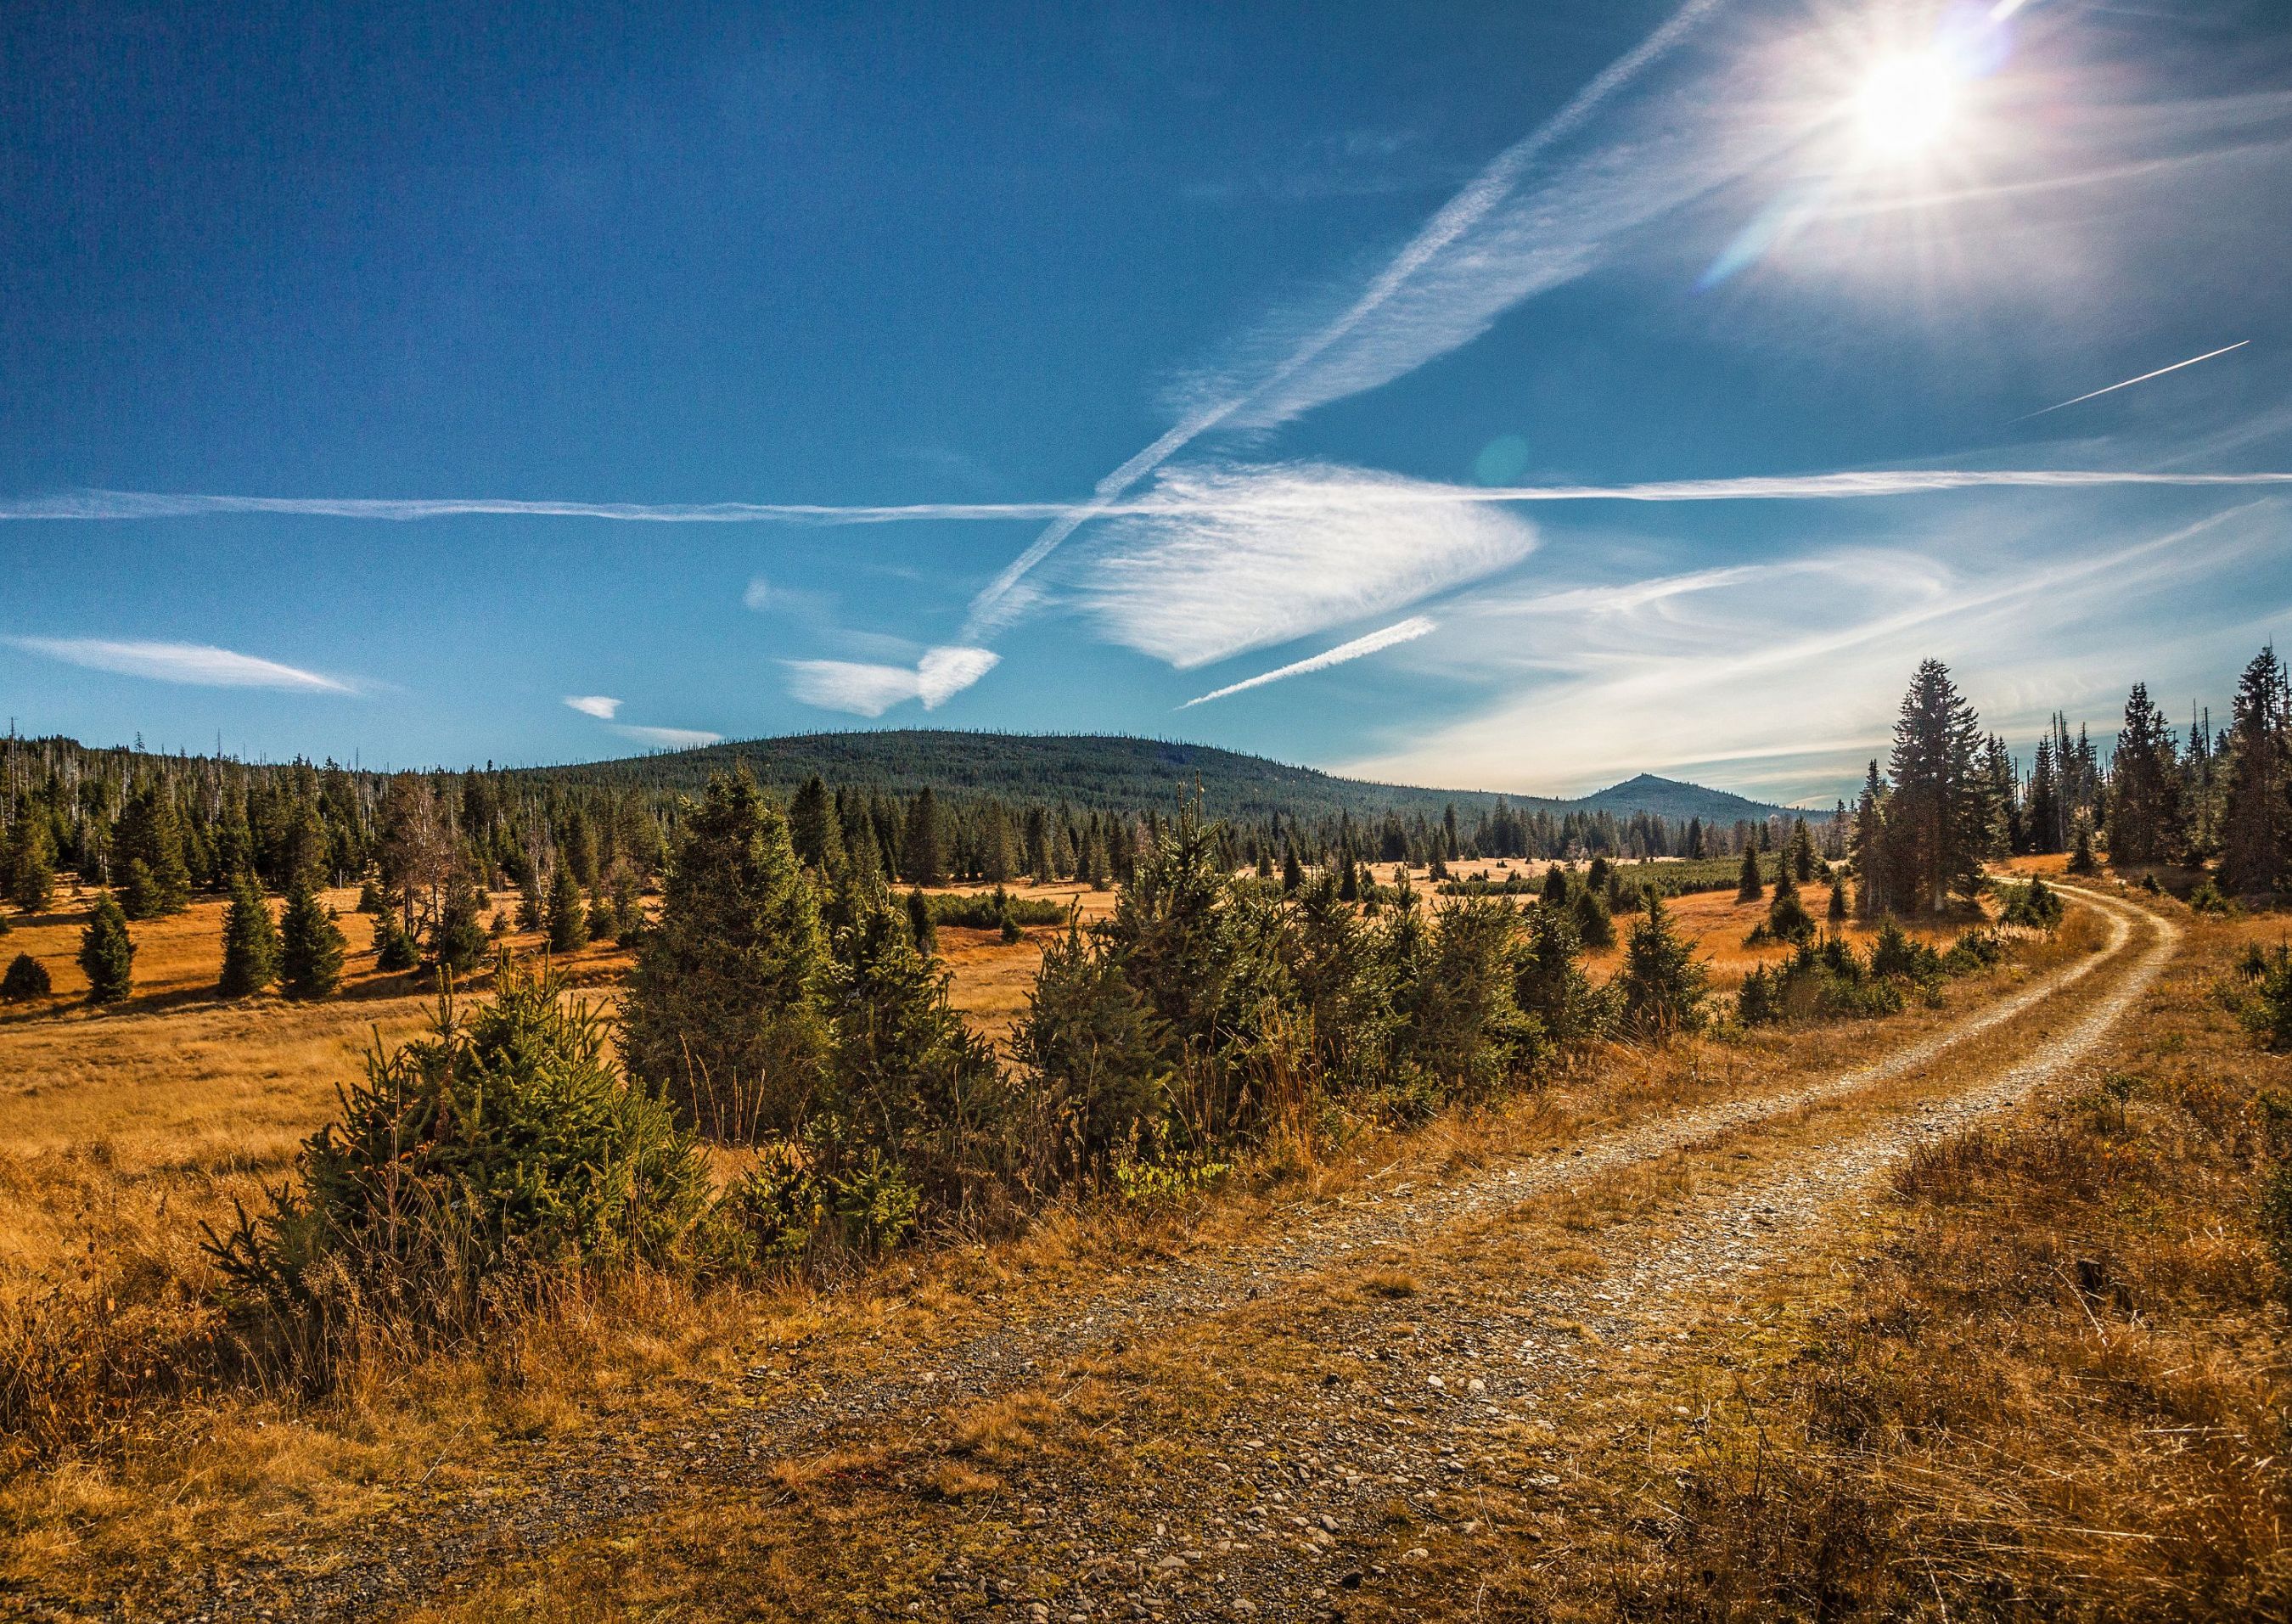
[204,960,708,1373]
[1998,875,2064,931]
[2,952,50,1001]
[1868,919,1943,984]
[2228,945,2292,1053]
[707,1140,825,1267]
[2188,877,2235,916]
[927,888,1067,930]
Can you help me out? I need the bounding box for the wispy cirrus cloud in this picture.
[1346,499,2292,801]
[1081,464,1536,668]
[781,646,1001,717]
[6,636,356,694]
[959,0,1736,638]
[564,694,621,719]
[1181,616,1437,708]
[610,723,722,750]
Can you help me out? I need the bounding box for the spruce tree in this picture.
[1736,845,1764,903]
[1619,891,1705,1037]
[115,785,192,918]
[907,885,936,954]
[431,869,491,976]
[373,908,422,971]
[789,775,844,871]
[4,813,56,913]
[279,879,347,999]
[1014,924,1170,1174]
[2108,682,2183,866]
[1852,761,1886,917]
[217,874,282,997]
[2220,646,2291,896]
[1827,871,1849,923]
[77,892,134,1004]
[1879,660,1991,914]
[1281,847,1304,892]
[1789,818,1816,882]
[900,788,944,886]
[621,771,832,1140]
[545,863,587,953]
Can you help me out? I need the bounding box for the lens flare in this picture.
[1853,49,1960,158]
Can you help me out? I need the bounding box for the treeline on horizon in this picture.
[0,733,1805,935]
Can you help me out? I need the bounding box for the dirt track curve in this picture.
[82,885,2175,1622]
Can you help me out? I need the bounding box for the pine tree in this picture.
[1879,660,1991,914]
[621,772,832,1140]
[1789,818,1816,883]
[431,869,491,976]
[217,874,281,997]
[907,885,936,953]
[77,892,135,1004]
[1619,891,1705,1037]
[1736,845,1764,903]
[2107,682,2183,866]
[279,878,347,999]
[2220,646,2292,896]
[789,775,844,871]
[900,788,944,886]
[1770,843,1798,898]
[115,785,192,918]
[546,863,587,953]
[2026,735,2062,854]
[373,908,422,971]
[1853,761,1886,918]
[1281,846,1303,892]
[3,813,56,913]
[1827,871,1848,923]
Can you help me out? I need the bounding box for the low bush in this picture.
[1997,874,2064,930]
[1,951,50,1000]
[927,887,1069,930]
[204,958,711,1383]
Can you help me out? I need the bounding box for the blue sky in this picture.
[4,1,2289,802]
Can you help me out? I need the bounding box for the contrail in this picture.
[8,467,2292,527]
[958,0,1733,639]
[1180,616,1437,708]
[2014,340,2250,421]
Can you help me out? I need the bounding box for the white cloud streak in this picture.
[1181,616,1437,708]
[6,636,355,693]
[564,694,621,719]
[11,467,2291,530]
[610,723,723,750]
[781,646,1002,717]
[958,0,1734,638]
[1081,463,1536,667]
[2014,340,2250,420]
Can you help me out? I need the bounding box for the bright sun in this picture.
[1853,49,1959,159]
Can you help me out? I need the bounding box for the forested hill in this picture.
[514,730,1809,826]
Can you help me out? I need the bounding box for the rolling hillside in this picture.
[518,730,1818,826]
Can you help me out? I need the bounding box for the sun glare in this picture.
[1853,49,1959,159]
